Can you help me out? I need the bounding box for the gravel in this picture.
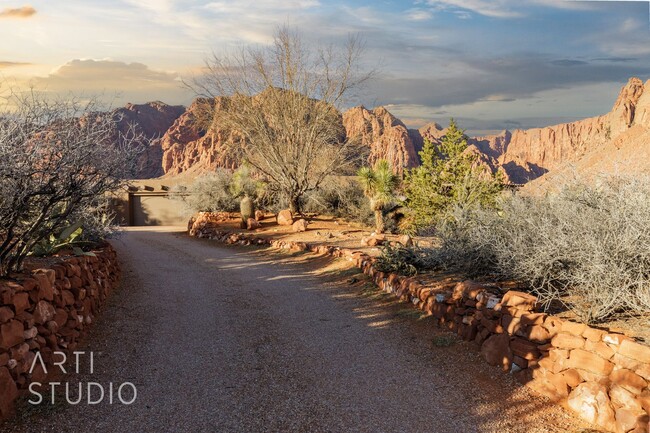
[1,227,586,433]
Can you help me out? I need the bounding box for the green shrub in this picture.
[402,119,503,234]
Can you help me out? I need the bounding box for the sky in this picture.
[0,0,649,134]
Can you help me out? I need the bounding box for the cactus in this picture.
[240,195,255,228]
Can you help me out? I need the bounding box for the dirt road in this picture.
[2,227,585,433]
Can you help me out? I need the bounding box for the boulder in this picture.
[567,382,616,432]
[33,300,56,325]
[481,333,513,372]
[0,320,24,350]
[398,234,413,247]
[292,219,308,233]
[0,366,18,418]
[255,210,265,221]
[277,209,294,226]
[247,218,261,230]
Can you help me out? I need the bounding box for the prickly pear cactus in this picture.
[240,196,255,228]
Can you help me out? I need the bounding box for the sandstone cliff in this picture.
[153,77,650,184]
[110,101,185,178]
[160,101,421,176]
[341,106,420,172]
[481,77,650,184]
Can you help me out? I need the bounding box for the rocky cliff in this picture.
[160,98,240,176]
[149,77,650,183]
[342,106,420,172]
[110,101,185,178]
[481,77,650,184]
[160,101,422,176]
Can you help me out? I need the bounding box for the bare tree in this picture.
[191,26,373,213]
[0,89,143,276]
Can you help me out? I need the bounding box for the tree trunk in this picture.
[374,209,385,234]
[289,196,301,215]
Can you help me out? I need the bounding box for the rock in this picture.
[567,382,616,431]
[11,293,29,315]
[610,368,648,394]
[161,98,239,176]
[567,349,614,376]
[0,320,24,350]
[618,339,650,364]
[551,332,585,350]
[277,209,294,226]
[343,106,419,174]
[247,218,261,230]
[0,366,18,417]
[33,301,56,325]
[292,219,308,233]
[481,333,513,372]
[398,234,413,247]
[501,290,537,310]
[614,408,648,433]
[0,307,14,324]
[255,210,265,221]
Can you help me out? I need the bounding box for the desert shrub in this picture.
[171,170,238,214]
[0,92,142,275]
[418,176,650,323]
[302,176,374,225]
[373,244,425,277]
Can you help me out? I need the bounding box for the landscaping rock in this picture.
[0,367,17,418]
[481,333,513,371]
[0,320,24,350]
[247,218,261,230]
[567,382,616,432]
[277,209,293,226]
[398,234,413,247]
[292,219,308,233]
[255,210,265,221]
[33,300,56,325]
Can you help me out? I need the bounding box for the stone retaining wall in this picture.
[190,214,650,433]
[0,245,120,418]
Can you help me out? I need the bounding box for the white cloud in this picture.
[405,8,434,21]
[29,59,192,105]
[425,0,523,18]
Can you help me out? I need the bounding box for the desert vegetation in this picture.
[0,90,142,276]
[377,175,650,324]
[190,27,373,214]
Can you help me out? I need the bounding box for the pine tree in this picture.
[402,119,503,234]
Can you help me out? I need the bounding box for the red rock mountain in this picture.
[136,77,650,184]
[110,101,185,178]
[158,101,422,176]
[476,77,650,184]
[342,106,420,172]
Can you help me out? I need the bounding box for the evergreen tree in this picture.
[402,119,503,233]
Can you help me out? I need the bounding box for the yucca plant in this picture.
[357,159,398,234]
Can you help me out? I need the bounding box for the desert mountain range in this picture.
[119,77,650,185]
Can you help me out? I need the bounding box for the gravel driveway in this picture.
[1,227,585,433]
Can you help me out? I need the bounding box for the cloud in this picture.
[551,59,589,67]
[425,0,523,18]
[31,59,192,105]
[368,53,650,109]
[0,61,30,68]
[0,5,36,18]
[405,8,434,21]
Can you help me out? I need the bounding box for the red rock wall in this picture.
[0,246,121,418]
[189,218,650,433]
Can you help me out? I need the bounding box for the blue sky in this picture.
[0,0,649,134]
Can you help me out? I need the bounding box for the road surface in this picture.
[2,227,584,433]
